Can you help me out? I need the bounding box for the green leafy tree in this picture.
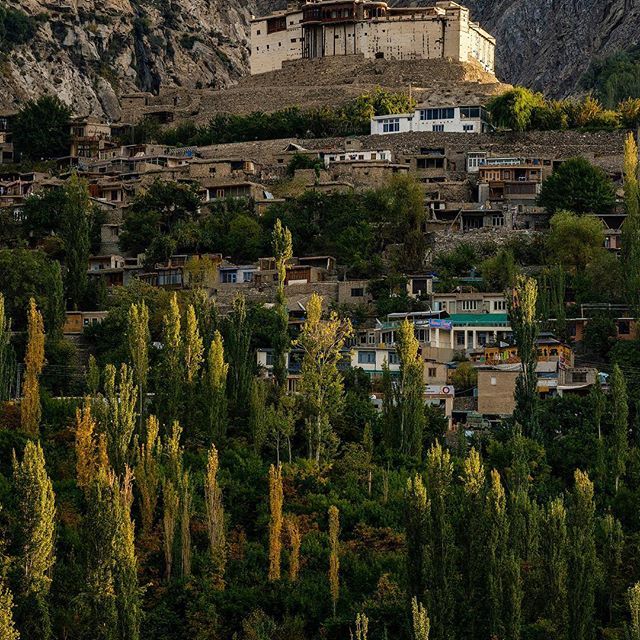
[508,275,539,439]
[13,96,71,160]
[206,330,228,442]
[157,293,184,425]
[609,364,629,493]
[62,174,91,309]
[295,292,352,464]
[600,514,623,624]
[395,318,425,458]
[538,157,616,215]
[225,295,253,415]
[486,469,507,638]
[12,441,56,640]
[480,248,517,291]
[547,210,605,274]
[405,474,429,602]
[127,302,150,425]
[0,577,20,640]
[0,293,16,401]
[567,470,596,640]
[487,87,546,131]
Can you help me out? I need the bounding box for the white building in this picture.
[250,0,496,75]
[323,149,392,166]
[371,105,491,135]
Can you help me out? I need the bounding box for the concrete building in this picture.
[371,105,491,135]
[250,1,495,75]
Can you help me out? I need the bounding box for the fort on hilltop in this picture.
[250,0,495,76]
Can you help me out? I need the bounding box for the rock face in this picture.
[2,0,639,116]
[464,0,640,98]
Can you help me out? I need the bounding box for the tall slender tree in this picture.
[286,515,301,582]
[268,464,284,581]
[328,505,340,616]
[135,415,162,537]
[104,363,138,475]
[62,173,91,309]
[600,513,624,624]
[508,275,539,439]
[412,597,431,640]
[486,469,507,639]
[272,219,293,393]
[158,293,184,425]
[610,364,629,493]
[541,497,568,639]
[0,577,20,640]
[112,467,141,640]
[184,304,204,385]
[12,441,56,640]
[406,474,429,602]
[127,302,150,426]
[21,298,45,436]
[395,318,425,458]
[75,399,107,490]
[179,470,192,579]
[629,582,640,640]
[621,132,640,314]
[0,293,16,402]
[295,293,352,463]
[225,295,253,414]
[567,470,596,640]
[424,442,454,640]
[205,445,226,586]
[162,479,179,582]
[206,330,228,441]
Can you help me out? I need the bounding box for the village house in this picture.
[372,105,492,136]
[63,310,109,335]
[0,111,15,165]
[250,1,495,75]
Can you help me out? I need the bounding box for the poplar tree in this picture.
[206,330,228,441]
[0,293,16,402]
[503,552,523,640]
[610,364,629,493]
[405,474,429,602]
[629,582,640,640]
[159,293,184,425]
[412,597,430,640]
[268,464,284,581]
[0,577,19,640]
[486,469,507,638]
[395,318,425,458]
[81,470,117,640]
[112,467,141,640]
[567,470,596,640]
[459,448,486,640]
[621,132,640,314]
[162,479,179,582]
[225,295,253,414]
[179,470,192,579]
[21,298,45,436]
[508,275,539,439]
[249,378,269,454]
[12,441,56,640]
[424,442,454,640]
[184,304,204,385]
[104,363,138,475]
[286,515,301,582]
[272,219,293,393]
[62,173,91,309]
[600,513,624,624]
[295,293,352,463]
[328,505,340,616]
[75,399,107,490]
[127,301,149,424]
[86,354,100,396]
[354,612,369,640]
[135,415,162,537]
[205,445,226,586]
[541,497,568,638]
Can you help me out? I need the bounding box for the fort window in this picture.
[267,16,287,33]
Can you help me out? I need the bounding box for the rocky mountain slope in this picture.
[464,0,640,98]
[1,0,639,118]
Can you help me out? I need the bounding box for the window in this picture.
[358,351,376,365]
[221,271,237,284]
[460,107,480,118]
[491,214,504,227]
[350,287,364,297]
[493,300,506,311]
[573,371,587,383]
[490,376,497,386]
[242,271,253,282]
[618,320,631,335]
[266,352,274,366]
[432,125,445,132]
[427,367,437,378]
[256,29,261,35]
[463,124,474,132]
[420,108,455,120]
[381,118,400,133]
[461,300,478,311]
[456,332,466,346]
[388,351,400,365]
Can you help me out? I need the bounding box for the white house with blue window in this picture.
[219,265,258,284]
[371,105,491,136]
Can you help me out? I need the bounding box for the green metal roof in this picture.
[448,313,510,327]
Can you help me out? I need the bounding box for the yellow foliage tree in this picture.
[184,304,204,385]
[21,298,45,436]
[285,514,301,582]
[205,445,226,587]
[75,399,108,489]
[135,415,162,536]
